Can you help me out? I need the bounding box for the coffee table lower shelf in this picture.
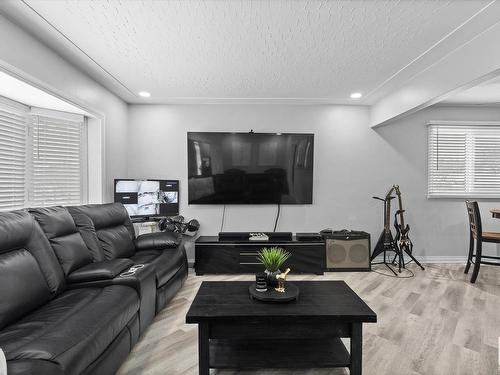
[209,338,350,369]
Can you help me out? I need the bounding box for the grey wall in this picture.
[127,103,500,261]
[376,105,500,260]
[0,15,128,202]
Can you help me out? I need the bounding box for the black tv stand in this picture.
[195,235,325,275]
[218,231,293,241]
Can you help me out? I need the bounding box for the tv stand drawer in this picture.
[195,237,325,275]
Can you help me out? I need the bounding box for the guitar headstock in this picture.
[394,185,401,196]
[385,186,395,199]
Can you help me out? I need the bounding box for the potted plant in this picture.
[257,247,291,287]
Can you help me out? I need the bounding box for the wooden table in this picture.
[491,209,500,218]
[186,281,377,375]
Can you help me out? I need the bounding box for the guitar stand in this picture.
[371,196,402,276]
[391,209,425,271]
[373,246,399,276]
[391,243,425,271]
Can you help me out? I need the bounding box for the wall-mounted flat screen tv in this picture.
[187,132,314,204]
[114,179,179,217]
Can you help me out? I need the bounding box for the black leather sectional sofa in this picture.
[0,203,188,375]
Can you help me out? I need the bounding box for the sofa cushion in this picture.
[28,207,76,239]
[0,249,52,330]
[97,226,136,259]
[0,285,139,375]
[49,232,93,275]
[68,203,135,236]
[66,209,105,262]
[68,203,137,260]
[130,247,186,286]
[0,210,65,329]
[29,207,93,275]
[7,359,64,375]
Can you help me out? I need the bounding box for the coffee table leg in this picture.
[350,323,362,375]
[198,323,209,375]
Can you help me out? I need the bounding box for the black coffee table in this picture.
[186,281,377,375]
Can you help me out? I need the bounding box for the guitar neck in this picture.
[398,193,405,228]
[384,187,395,232]
[385,199,391,232]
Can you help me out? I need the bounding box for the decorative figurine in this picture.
[275,268,291,293]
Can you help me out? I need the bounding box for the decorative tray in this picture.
[249,282,299,302]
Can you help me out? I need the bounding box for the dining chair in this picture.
[465,201,500,283]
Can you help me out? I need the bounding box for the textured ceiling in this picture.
[2,0,496,104]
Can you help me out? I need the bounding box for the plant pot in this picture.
[265,269,281,287]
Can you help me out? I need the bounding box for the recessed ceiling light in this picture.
[138,91,151,98]
[350,92,362,99]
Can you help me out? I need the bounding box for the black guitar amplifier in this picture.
[323,230,371,272]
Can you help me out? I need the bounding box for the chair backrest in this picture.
[465,201,482,239]
[67,203,136,260]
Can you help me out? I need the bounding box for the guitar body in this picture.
[394,209,413,254]
[372,231,386,259]
[372,229,398,260]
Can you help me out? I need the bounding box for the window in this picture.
[0,98,28,210]
[428,121,500,198]
[0,97,87,210]
[30,111,86,206]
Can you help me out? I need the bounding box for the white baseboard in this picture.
[187,256,467,269]
[373,255,466,264]
[417,256,467,264]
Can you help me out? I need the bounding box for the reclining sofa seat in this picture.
[28,206,156,333]
[0,210,140,375]
[67,203,188,312]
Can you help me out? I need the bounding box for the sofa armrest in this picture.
[67,259,134,283]
[134,231,181,251]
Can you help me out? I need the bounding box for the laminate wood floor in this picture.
[117,264,500,375]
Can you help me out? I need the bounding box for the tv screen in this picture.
[187,132,314,204]
[114,179,179,217]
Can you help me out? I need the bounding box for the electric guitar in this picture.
[371,187,398,259]
[393,185,413,255]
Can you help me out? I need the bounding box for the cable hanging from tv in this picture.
[273,203,281,232]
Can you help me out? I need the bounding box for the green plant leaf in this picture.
[257,247,291,272]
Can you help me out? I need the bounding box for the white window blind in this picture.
[428,122,500,198]
[29,112,86,207]
[0,96,87,211]
[0,98,28,210]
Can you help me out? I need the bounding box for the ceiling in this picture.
[0,0,498,105]
[441,75,500,106]
[0,70,87,115]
